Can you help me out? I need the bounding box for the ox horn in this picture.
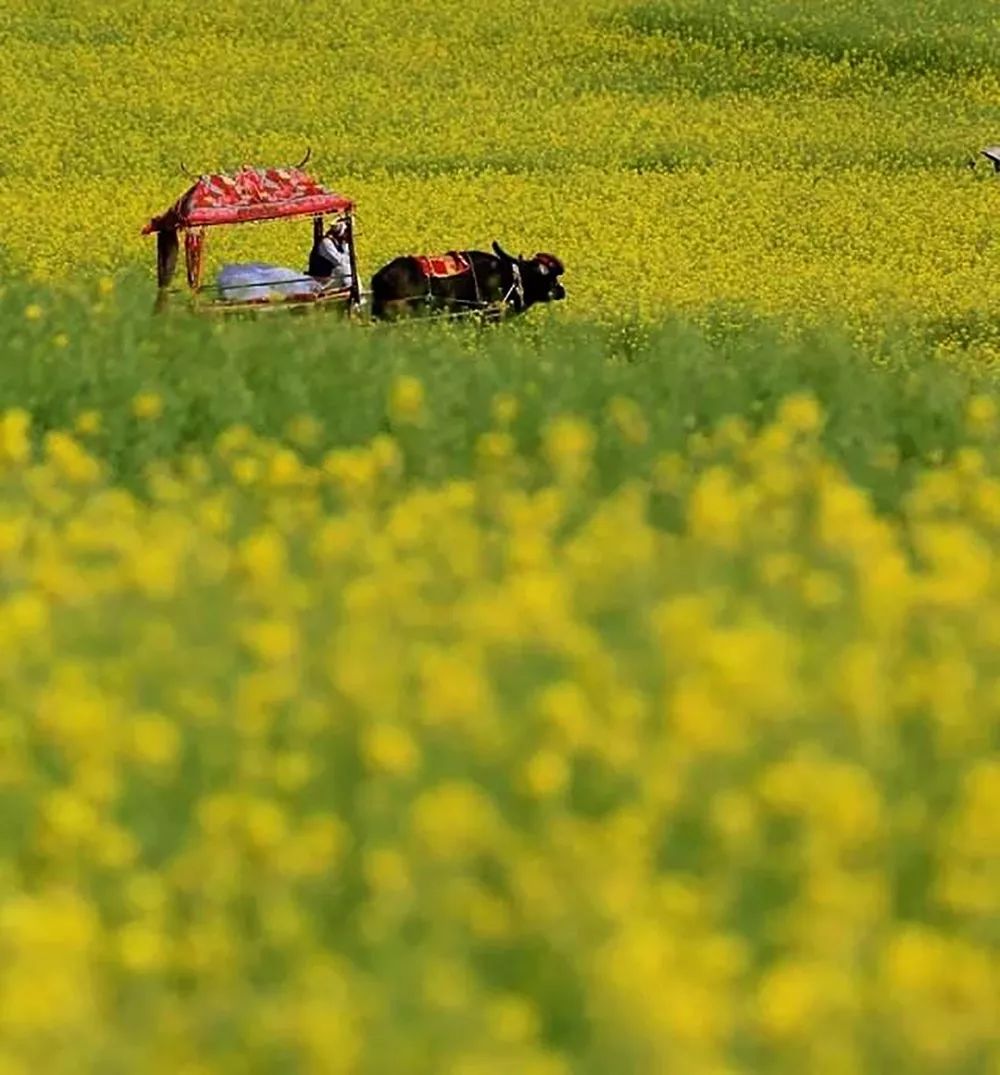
[492,240,519,263]
[295,146,312,169]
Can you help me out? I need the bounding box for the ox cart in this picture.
[143,155,566,323]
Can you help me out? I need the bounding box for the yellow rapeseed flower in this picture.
[491,393,519,427]
[362,724,420,777]
[117,921,169,973]
[542,416,595,484]
[388,375,426,426]
[129,713,181,769]
[965,394,997,433]
[131,392,164,421]
[73,410,103,436]
[410,782,500,860]
[521,749,570,798]
[777,392,825,434]
[0,409,31,466]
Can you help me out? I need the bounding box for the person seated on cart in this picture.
[308,219,353,290]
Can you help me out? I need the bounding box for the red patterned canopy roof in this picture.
[143,166,353,233]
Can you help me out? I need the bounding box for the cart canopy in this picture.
[143,165,353,234]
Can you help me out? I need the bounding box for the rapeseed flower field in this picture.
[3,0,1000,1071]
[4,0,1000,333]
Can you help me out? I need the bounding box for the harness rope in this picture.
[420,251,478,307]
[468,253,482,305]
[502,261,524,312]
[419,251,522,314]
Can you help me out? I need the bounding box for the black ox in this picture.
[370,241,565,321]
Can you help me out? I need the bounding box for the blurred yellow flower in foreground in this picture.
[131,392,164,420]
[0,393,991,1073]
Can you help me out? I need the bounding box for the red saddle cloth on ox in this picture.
[414,252,472,279]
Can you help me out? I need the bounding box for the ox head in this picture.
[492,241,566,308]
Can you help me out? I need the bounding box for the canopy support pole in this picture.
[345,212,361,308]
[185,229,205,291]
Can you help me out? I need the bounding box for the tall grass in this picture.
[2,276,994,507]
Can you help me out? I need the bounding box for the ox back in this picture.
[370,251,508,320]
